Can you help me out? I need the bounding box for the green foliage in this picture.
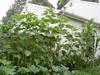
[79,66,100,75]
[80,19,97,63]
[0,66,16,75]
[0,8,100,75]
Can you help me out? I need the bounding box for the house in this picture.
[60,0,100,56]
[60,0,100,27]
[58,0,100,39]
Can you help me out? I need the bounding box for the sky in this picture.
[0,0,14,20]
[48,0,58,8]
[0,0,58,21]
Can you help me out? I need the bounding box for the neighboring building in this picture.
[22,3,47,17]
[21,2,59,18]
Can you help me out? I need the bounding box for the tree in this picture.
[57,0,70,9]
[2,0,26,24]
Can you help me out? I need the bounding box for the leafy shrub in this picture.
[0,8,99,75]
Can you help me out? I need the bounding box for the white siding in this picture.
[22,3,47,17]
[63,0,100,24]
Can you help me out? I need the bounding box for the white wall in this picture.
[67,19,82,29]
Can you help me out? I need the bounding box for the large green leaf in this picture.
[0,59,11,65]
[0,66,16,75]
[28,65,40,74]
[24,50,32,57]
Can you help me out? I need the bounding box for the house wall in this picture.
[67,19,82,28]
[67,18,100,37]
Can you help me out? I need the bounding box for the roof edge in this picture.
[61,11,100,25]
